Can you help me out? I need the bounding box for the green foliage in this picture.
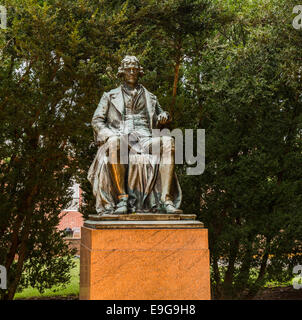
[0,0,105,299]
[14,257,79,299]
[181,0,302,299]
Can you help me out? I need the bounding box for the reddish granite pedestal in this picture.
[80,214,210,300]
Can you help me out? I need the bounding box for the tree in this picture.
[0,0,128,299]
[182,0,302,299]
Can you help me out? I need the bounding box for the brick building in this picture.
[58,182,84,243]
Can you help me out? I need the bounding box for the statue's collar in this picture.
[122,83,142,94]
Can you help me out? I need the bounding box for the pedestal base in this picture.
[80,215,210,300]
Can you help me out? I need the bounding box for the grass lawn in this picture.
[14,259,297,300]
[14,258,80,300]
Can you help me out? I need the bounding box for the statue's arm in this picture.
[91,92,114,145]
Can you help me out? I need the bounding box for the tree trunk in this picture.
[6,212,32,300]
[3,184,38,300]
[246,242,270,299]
[212,254,222,299]
[170,58,180,117]
[222,237,240,299]
[4,215,23,271]
[234,235,254,297]
[170,41,182,117]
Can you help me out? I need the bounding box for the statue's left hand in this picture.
[157,112,170,125]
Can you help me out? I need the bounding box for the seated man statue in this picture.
[88,55,182,215]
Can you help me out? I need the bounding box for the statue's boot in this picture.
[114,195,128,214]
[163,200,183,214]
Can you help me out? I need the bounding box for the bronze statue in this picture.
[88,56,182,215]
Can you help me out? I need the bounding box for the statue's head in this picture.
[117,55,144,86]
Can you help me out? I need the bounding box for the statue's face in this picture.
[123,61,140,86]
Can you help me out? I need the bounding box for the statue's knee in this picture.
[107,136,121,145]
[106,136,121,157]
[161,136,175,152]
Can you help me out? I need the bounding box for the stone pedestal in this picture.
[80,214,211,300]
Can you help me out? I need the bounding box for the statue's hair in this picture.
[117,55,144,77]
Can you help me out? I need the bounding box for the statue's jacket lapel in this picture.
[109,86,124,117]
